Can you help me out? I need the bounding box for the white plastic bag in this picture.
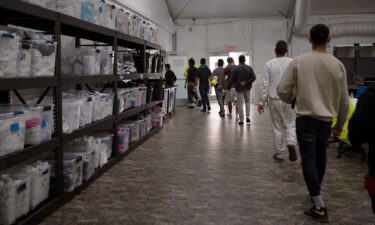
[0,31,20,78]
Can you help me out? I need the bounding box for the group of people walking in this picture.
[181,23,375,223]
[185,55,256,125]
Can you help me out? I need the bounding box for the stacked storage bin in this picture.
[117,127,130,153]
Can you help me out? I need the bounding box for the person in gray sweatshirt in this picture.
[232,55,256,125]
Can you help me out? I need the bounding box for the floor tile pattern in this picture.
[41,104,375,225]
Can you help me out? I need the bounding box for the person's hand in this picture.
[240,81,246,86]
[258,104,265,114]
[332,125,342,137]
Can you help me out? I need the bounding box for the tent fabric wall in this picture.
[291,14,375,57]
[176,18,287,102]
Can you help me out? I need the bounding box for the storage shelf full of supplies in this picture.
[0,1,165,225]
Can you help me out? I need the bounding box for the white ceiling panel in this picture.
[166,0,375,20]
[166,0,293,19]
[310,0,375,15]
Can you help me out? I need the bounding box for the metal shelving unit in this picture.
[0,1,165,224]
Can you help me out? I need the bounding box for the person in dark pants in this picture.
[198,58,212,112]
[212,59,225,117]
[349,82,375,214]
[164,64,176,88]
[231,55,256,125]
[186,58,199,109]
[278,24,349,222]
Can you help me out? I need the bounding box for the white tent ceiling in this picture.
[166,0,375,20]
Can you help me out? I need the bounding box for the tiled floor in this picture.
[41,104,375,225]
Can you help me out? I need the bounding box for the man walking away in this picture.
[184,59,201,107]
[213,59,225,117]
[198,58,212,112]
[277,24,349,222]
[232,55,256,125]
[223,57,238,119]
[165,64,177,88]
[349,82,375,214]
[258,40,297,162]
[186,58,199,109]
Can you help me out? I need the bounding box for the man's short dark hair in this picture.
[239,55,246,63]
[227,57,234,63]
[275,40,288,55]
[218,59,224,67]
[165,64,171,69]
[189,58,195,66]
[200,58,206,65]
[310,24,330,46]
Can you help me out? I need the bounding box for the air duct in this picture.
[293,0,311,32]
[294,22,375,37]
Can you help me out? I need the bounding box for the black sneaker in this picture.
[246,117,251,123]
[197,100,202,107]
[201,109,207,113]
[304,206,329,223]
[287,145,297,162]
[208,106,211,111]
[238,121,244,125]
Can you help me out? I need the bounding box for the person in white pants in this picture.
[258,40,297,162]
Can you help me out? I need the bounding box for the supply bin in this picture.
[30,40,56,77]
[0,110,26,157]
[0,31,20,78]
[63,154,83,192]
[117,127,130,154]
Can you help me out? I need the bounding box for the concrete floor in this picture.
[41,104,374,225]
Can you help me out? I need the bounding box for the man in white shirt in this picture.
[258,40,297,162]
[277,24,349,223]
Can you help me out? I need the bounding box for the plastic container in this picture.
[30,40,56,77]
[139,87,147,106]
[23,106,43,146]
[23,0,48,8]
[139,119,147,138]
[145,115,152,133]
[126,88,138,109]
[126,11,133,35]
[117,127,130,154]
[0,110,26,157]
[63,48,97,76]
[117,90,129,113]
[66,151,95,182]
[0,174,31,225]
[163,89,169,116]
[17,42,32,78]
[81,0,96,23]
[63,154,83,192]
[40,104,54,143]
[62,98,81,134]
[78,96,93,127]
[46,0,80,18]
[92,92,113,122]
[103,2,116,30]
[94,133,113,161]
[122,121,140,143]
[66,137,100,170]
[24,161,51,210]
[115,8,128,34]
[100,49,113,75]
[0,31,20,78]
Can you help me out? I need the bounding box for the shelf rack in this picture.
[0,1,165,225]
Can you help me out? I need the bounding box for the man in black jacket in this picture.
[232,55,256,125]
[349,82,375,214]
[164,64,177,88]
[198,58,212,112]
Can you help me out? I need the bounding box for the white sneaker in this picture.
[273,153,284,161]
[227,114,232,119]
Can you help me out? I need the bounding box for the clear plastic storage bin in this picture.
[139,119,147,138]
[41,105,54,142]
[117,127,130,154]
[115,8,128,34]
[0,110,26,157]
[66,151,95,182]
[100,49,113,75]
[66,137,100,170]
[92,92,113,122]
[146,115,152,133]
[63,154,83,192]
[62,98,82,134]
[0,31,20,78]
[46,0,81,18]
[0,174,31,225]
[24,161,51,210]
[139,87,147,106]
[122,121,140,144]
[151,112,163,129]
[30,40,56,77]
[23,106,43,146]
[80,0,96,23]
[78,96,93,128]
[17,42,32,78]
[62,48,98,76]
[93,133,113,161]
[23,0,48,8]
